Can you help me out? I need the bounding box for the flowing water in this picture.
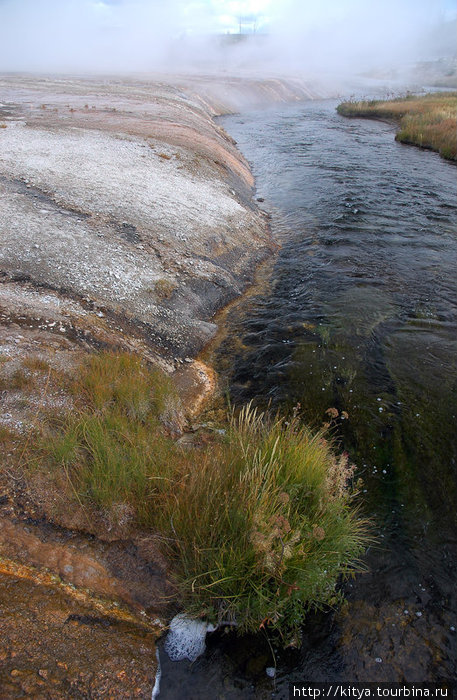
[158,99,457,696]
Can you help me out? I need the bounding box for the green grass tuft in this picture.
[26,351,368,639]
[156,404,367,635]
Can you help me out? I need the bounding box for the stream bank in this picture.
[0,72,323,697]
[150,96,457,699]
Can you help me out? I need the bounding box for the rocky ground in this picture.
[0,72,319,698]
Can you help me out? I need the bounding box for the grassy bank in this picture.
[3,352,368,639]
[337,92,457,161]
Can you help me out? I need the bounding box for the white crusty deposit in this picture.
[0,73,318,362]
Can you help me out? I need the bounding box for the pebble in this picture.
[375,657,382,663]
[416,612,422,617]
[266,667,276,678]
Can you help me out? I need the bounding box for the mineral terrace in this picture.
[0,72,319,697]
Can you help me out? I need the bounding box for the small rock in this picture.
[375,657,382,663]
[38,669,48,679]
[266,667,276,678]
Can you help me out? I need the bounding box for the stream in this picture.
[158,99,457,696]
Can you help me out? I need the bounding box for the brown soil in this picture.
[0,561,160,699]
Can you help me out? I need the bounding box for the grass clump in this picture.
[158,405,367,635]
[30,351,367,639]
[154,278,177,301]
[0,368,35,392]
[48,352,181,518]
[337,92,457,161]
[23,357,50,372]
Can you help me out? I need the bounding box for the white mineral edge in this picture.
[151,648,161,700]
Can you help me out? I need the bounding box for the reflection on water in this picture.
[159,101,457,697]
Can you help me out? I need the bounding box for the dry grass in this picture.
[154,278,177,300]
[0,425,17,445]
[0,368,35,392]
[337,92,457,161]
[23,357,50,372]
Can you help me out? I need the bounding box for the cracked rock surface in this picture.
[0,73,298,361]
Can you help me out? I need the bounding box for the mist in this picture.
[0,0,455,79]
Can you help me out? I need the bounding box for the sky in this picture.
[0,0,455,74]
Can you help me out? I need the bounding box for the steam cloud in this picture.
[0,0,454,76]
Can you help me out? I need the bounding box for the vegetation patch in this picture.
[154,278,177,300]
[23,357,50,372]
[158,405,368,636]
[9,351,368,640]
[0,367,35,392]
[337,92,457,161]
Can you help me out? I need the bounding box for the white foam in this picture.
[151,648,161,700]
[163,614,216,662]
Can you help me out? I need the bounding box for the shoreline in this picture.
[337,92,457,161]
[0,72,318,697]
